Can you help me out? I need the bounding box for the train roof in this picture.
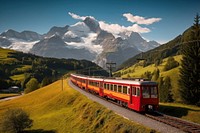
[103,78,157,85]
[71,74,157,85]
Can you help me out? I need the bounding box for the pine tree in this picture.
[151,68,160,81]
[164,76,174,102]
[179,14,200,105]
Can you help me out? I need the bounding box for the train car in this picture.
[70,74,88,89]
[70,74,159,112]
[102,78,159,112]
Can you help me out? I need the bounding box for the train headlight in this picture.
[148,105,153,110]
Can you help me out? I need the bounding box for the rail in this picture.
[145,111,200,133]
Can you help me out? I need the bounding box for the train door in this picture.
[86,79,88,91]
[99,81,103,96]
[129,86,141,111]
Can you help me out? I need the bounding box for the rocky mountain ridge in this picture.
[0,17,160,68]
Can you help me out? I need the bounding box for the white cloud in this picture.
[68,12,86,20]
[123,13,161,25]
[68,12,161,38]
[68,12,95,21]
[99,21,125,35]
[99,21,150,36]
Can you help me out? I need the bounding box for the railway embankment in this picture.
[0,79,154,133]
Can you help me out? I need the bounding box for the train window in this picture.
[150,87,157,98]
[118,85,122,93]
[114,85,117,92]
[142,87,150,98]
[123,86,127,94]
[104,83,106,89]
[110,84,113,91]
[107,84,110,90]
[100,82,103,88]
[132,87,136,96]
[96,82,99,87]
[136,87,140,96]
[127,86,130,94]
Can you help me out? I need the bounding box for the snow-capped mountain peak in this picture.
[0,19,160,68]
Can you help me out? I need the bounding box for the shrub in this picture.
[163,56,179,71]
[24,78,39,93]
[0,108,33,133]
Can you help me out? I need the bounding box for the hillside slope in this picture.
[116,55,182,101]
[0,79,153,133]
[119,25,200,70]
[0,47,108,92]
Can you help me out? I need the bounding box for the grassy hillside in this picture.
[0,47,108,92]
[0,93,20,99]
[159,103,200,124]
[115,55,182,102]
[114,55,200,124]
[119,24,200,70]
[0,79,153,133]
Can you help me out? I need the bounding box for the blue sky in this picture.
[0,0,200,43]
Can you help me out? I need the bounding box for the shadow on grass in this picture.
[159,104,198,118]
[23,129,57,133]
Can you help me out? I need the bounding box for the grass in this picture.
[0,79,154,133]
[0,48,18,63]
[116,55,200,124]
[0,48,13,60]
[10,74,25,81]
[159,103,200,124]
[0,93,20,99]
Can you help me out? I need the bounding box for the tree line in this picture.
[0,51,108,93]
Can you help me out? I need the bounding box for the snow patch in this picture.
[66,33,103,54]
[68,22,90,37]
[64,31,78,38]
[7,38,39,53]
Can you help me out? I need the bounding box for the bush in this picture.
[163,56,179,71]
[24,78,39,94]
[0,108,33,133]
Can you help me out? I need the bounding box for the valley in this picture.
[0,1,200,132]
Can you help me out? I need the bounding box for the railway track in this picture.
[145,112,200,133]
[69,80,199,133]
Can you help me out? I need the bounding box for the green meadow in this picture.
[0,79,154,133]
[118,55,182,101]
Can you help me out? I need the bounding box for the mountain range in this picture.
[118,25,200,70]
[0,17,160,68]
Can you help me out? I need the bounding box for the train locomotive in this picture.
[70,74,159,112]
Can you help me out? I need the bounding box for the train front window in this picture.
[136,87,140,96]
[151,87,158,98]
[142,87,150,98]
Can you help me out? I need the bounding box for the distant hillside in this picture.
[0,48,108,91]
[0,80,152,133]
[115,55,182,102]
[118,25,199,70]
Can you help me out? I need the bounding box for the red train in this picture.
[70,74,159,112]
